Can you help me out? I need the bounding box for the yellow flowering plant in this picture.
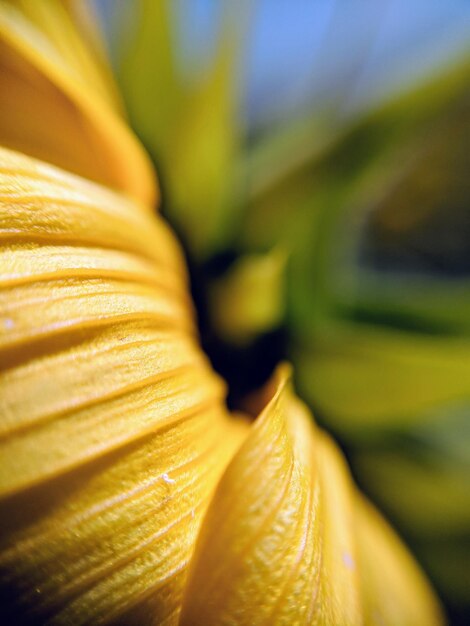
[0,1,447,624]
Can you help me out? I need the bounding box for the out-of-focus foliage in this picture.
[210,248,287,345]
[119,0,243,258]
[117,1,470,621]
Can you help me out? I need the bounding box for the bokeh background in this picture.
[96,1,470,623]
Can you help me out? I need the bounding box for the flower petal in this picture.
[0,2,156,205]
[356,494,444,626]
[0,147,247,624]
[5,0,122,111]
[180,366,444,626]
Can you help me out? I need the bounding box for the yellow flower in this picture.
[0,2,445,624]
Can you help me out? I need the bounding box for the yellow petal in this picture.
[5,0,122,111]
[180,366,444,626]
[356,494,444,626]
[0,2,156,206]
[0,147,247,624]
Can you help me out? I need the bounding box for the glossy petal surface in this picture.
[0,147,247,624]
[0,1,156,205]
[180,368,444,626]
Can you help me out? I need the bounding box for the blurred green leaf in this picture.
[248,53,470,211]
[332,96,470,334]
[210,248,287,345]
[338,274,470,335]
[352,409,470,610]
[165,25,242,257]
[354,449,470,536]
[294,321,470,432]
[118,0,181,156]
[119,0,244,257]
[416,536,470,607]
[357,448,470,613]
[243,53,470,327]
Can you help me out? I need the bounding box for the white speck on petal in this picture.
[162,473,175,484]
[3,318,14,330]
[342,551,355,570]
